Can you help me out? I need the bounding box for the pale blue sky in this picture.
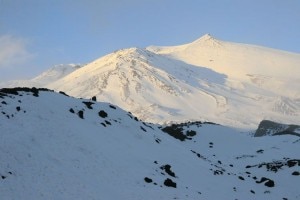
[0,0,299,81]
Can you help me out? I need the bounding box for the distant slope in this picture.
[1,35,300,128]
[0,64,82,88]
[0,88,299,200]
[31,63,82,85]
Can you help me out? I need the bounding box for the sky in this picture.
[0,0,299,82]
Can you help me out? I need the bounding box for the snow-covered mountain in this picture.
[1,35,300,128]
[0,88,299,199]
[0,64,82,88]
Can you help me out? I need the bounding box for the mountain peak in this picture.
[201,33,213,39]
[190,34,221,47]
[195,33,214,41]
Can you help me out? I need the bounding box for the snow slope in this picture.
[0,88,299,199]
[1,35,300,128]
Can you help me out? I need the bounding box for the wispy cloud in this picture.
[0,35,34,69]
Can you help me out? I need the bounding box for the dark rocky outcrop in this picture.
[164,178,176,188]
[144,177,153,183]
[245,159,300,172]
[160,164,176,178]
[78,110,84,119]
[109,105,116,109]
[254,120,300,137]
[161,121,218,141]
[0,87,53,97]
[98,110,108,118]
[82,101,94,109]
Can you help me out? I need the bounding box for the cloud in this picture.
[0,35,34,69]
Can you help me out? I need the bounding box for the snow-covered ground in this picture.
[0,88,299,199]
[2,34,299,128]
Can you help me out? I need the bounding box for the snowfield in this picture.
[0,88,299,199]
